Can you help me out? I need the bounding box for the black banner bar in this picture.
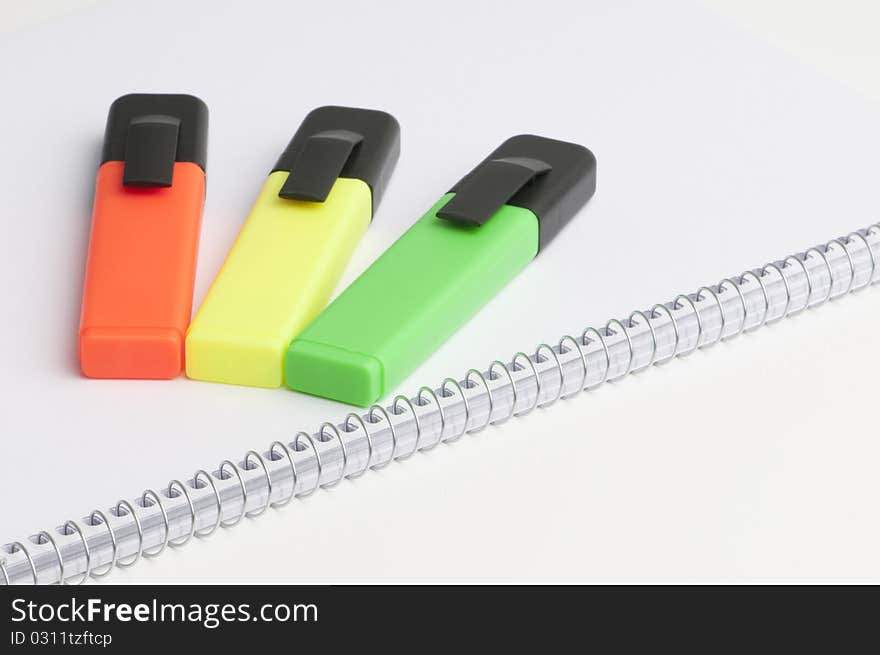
[1,586,878,649]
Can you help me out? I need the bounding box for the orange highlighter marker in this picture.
[79,94,209,379]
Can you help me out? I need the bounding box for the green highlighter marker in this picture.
[284,134,597,406]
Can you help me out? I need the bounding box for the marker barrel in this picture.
[185,173,371,388]
[79,94,208,379]
[185,106,400,388]
[285,194,538,405]
[285,134,596,406]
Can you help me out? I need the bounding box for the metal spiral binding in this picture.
[2,224,877,585]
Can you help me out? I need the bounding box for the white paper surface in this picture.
[0,0,878,582]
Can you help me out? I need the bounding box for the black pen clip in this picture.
[122,114,181,188]
[437,157,551,226]
[271,106,400,215]
[278,129,364,202]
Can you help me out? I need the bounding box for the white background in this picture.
[0,0,878,583]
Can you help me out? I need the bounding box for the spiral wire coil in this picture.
[1,224,877,584]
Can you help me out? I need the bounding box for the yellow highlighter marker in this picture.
[186,106,400,388]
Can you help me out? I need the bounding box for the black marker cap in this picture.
[439,134,597,252]
[101,94,209,188]
[272,106,401,216]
